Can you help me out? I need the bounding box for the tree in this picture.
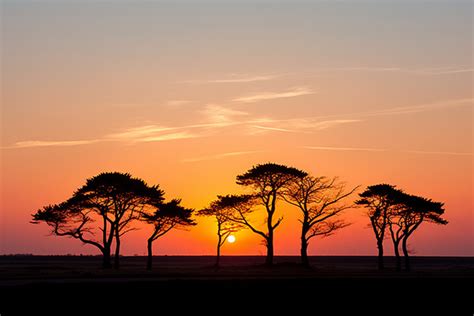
[283,176,357,267]
[355,184,401,270]
[198,199,243,268]
[236,163,308,265]
[31,172,164,268]
[387,193,447,271]
[209,194,270,257]
[385,194,406,271]
[142,199,195,270]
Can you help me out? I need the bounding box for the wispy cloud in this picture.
[106,125,203,143]
[9,125,202,149]
[205,75,277,83]
[107,125,177,140]
[303,146,387,152]
[298,98,473,122]
[165,100,193,107]
[362,98,473,117]
[182,74,277,84]
[288,119,361,130]
[251,125,297,133]
[11,140,100,148]
[404,150,473,156]
[10,97,470,149]
[303,146,472,156]
[232,87,315,103]
[315,66,474,76]
[136,132,200,142]
[182,150,263,163]
[248,119,361,135]
[334,67,403,73]
[422,68,474,75]
[201,104,249,125]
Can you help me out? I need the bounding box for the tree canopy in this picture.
[32,172,165,268]
[283,175,356,266]
[236,163,307,265]
[143,199,195,270]
[357,183,447,270]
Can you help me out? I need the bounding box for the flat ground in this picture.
[0,256,472,313]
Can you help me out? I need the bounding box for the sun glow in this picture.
[227,235,236,243]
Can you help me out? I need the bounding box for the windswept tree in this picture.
[355,184,401,270]
[237,163,307,265]
[198,199,243,268]
[283,176,357,267]
[32,172,164,268]
[385,190,407,271]
[142,199,195,270]
[208,194,275,257]
[387,193,447,271]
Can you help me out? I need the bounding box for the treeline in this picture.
[32,163,447,270]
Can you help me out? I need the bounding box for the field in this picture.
[1,256,473,313]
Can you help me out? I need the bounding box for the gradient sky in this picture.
[1,0,472,256]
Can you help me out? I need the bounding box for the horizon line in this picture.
[1,254,472,258]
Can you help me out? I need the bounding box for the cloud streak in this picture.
[165,100,193,107]
[303,146,387,152]
[182,74,277,84]
[201,104,249,125]
[232,87,315,103]
[404,150,473,156]
[251,125,297,133]
[303,146,472,156]
[9,125,203,149]
[288,119,361,130]
[182,150,263,163]
[361,98,473,117]
[135,132,200,143]
[9,98,470,149]
[205,75,277,83]
[423,68,474,75]
[312,66,474,76]
[11,140,100,148]
[107,125,177,140]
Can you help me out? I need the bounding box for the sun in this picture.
[227,235,236,243]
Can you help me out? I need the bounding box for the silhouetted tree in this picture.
[198,200,242,268]
[208,194,275,258]
[356,184,401,270]
[387,193,447,271]
[142,199,195,270]
[237,163,307,265]
[283,176,357,267]
[382,188,411,271]
[386,199,405,271]
[32,172,164,268]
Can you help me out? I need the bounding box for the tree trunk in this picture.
[102,246,112,269]
[147,239,153,270]
[264,193,277,267]
[265,236,274,266]
[301,240,309,267]
[114,233,121,269]
[393,240,401,271]
[377,239,384,270]
[300,227,309,267]
[402,236,410,271]
[215,235,221,268]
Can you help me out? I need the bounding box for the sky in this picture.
[1,0,472,256]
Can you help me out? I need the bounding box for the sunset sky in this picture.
[1,0,472,256]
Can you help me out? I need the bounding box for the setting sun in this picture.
[227,235,236,244]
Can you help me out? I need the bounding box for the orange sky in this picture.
[1,1,472,256]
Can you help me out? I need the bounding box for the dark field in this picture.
[1,256,473,313]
